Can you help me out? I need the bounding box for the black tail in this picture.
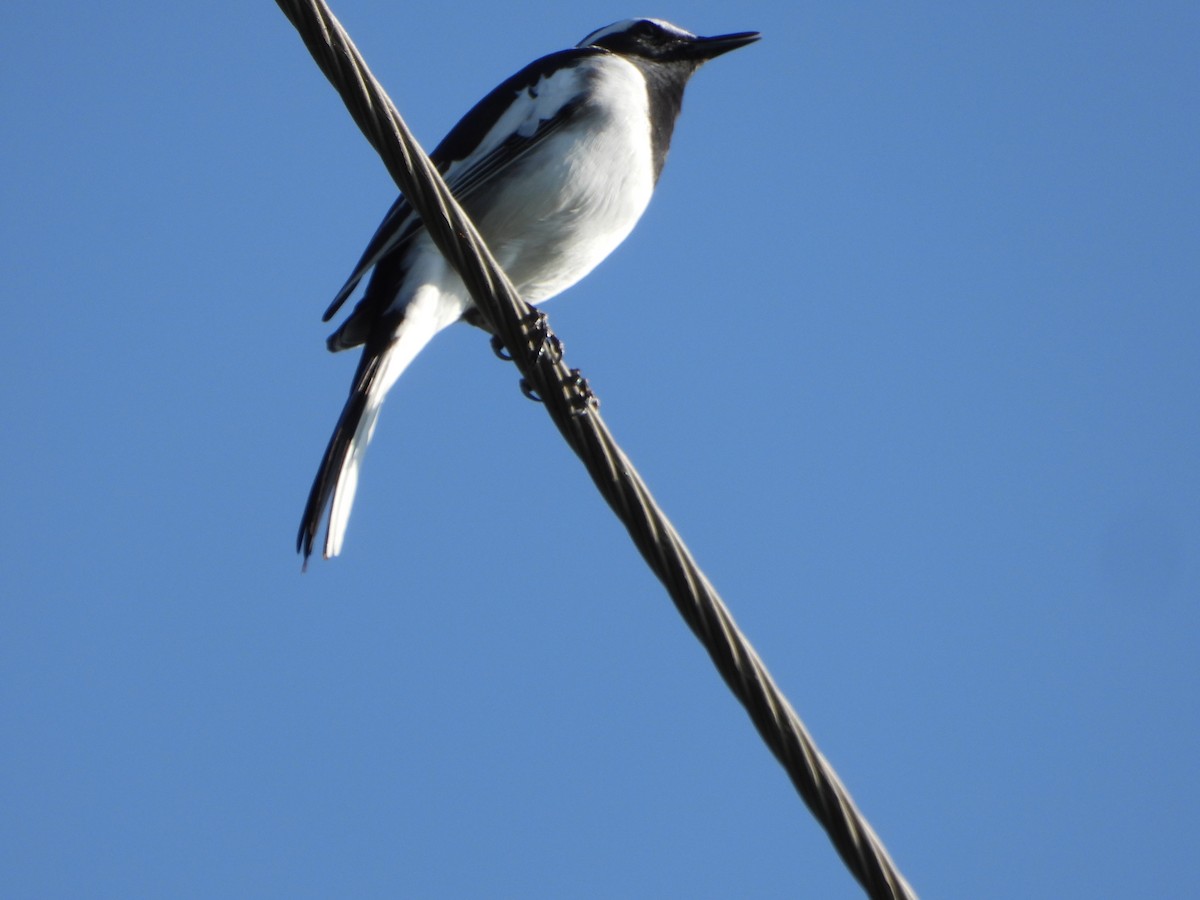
[296,349,383,568]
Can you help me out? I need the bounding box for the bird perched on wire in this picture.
[298,18,759,565]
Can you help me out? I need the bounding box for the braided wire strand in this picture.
[274,3,917,897]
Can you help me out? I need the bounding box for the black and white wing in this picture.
[320,48,607,340]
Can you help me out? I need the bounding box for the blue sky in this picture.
[3,2,1197,897]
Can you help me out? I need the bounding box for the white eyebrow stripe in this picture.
[576,18,695,48]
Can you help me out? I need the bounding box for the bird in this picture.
[297,18,759,565]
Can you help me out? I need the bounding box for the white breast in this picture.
[472,55,656,303]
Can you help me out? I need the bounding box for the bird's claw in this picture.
[568,369,597,416]
[525,310,563,363]
[489,334,512,361]
[489,312,561,364]
[519,378,541,403]
[518,369,594,413]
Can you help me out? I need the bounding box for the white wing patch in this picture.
[471,55,655,304]
[443,66,585,186]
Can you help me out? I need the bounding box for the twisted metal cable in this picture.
[274,3,917,897]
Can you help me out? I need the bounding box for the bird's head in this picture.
[578,18,759,66]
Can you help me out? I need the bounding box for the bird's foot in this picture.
[519,378,541,403]
[486,311,561,363]
[525,309,563,363]
[568,369,597,416]
[489,334,512,361]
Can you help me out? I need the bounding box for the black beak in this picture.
[688,31,761,62]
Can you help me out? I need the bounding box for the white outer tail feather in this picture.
[321,286,469,558]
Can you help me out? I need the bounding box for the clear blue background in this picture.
[3,2,1197,897]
